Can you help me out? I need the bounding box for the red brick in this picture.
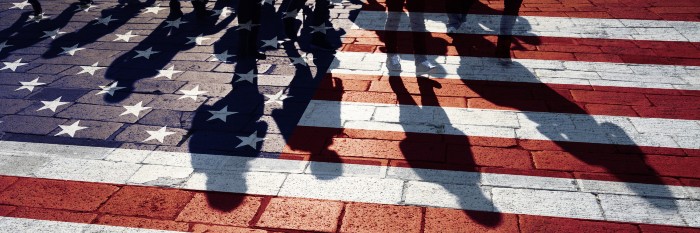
[645,94,700,108]
[96,215,189,232]
[536,44,602,53]
[99,186,193,219]
[645,155,700,178]
[574,173,682,186]
[680,178,700,188]
[639,224,700,233]
[255,198,343,232]
[318,78,371,91]
[192,224,267,233]
[468,98,549,112]
[446,145,533,169]
[633,106,700,120]
[448,135,517,148]
[343,44,376,52]
[343,128,443,143]
[0,178,118,211]
[424,208,518,232]
[340,203,421,233]
[513,51,576,60]
[10,207,97,223]
[0,205,16,215]
[519,215,639,233]
[574,53,624,63]
[176,193,262,227]
[326,138,446,162]
[532,151,651,174]
[570,90,651,106]
[0,176,18,192]
[586,104,638,117]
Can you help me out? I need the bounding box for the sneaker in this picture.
[387,54,401,70]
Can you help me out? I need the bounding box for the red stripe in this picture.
[282,126,700,187]
[314,74,700,120]
[0,176,698,232]
[342,30,700,66]
[362,0,700,21]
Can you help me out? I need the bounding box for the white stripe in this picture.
[0,140,698,227]
[352,11,700,42]
[330,51,700,91]
[297,100,700,150]
[0,217,181,233]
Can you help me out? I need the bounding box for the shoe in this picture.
[32,12,44,20]
[387,54,401,70]
[78,0,93,8]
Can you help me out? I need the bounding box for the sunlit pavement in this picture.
[0,0,699,232]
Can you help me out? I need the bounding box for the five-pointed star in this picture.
[96,82,125,96]
[236,131,264,149]
[209,50,234,62]
[155,65,182,79]
[234,70,257,83]
[60,44,85,56]
[178,85,206,100]
[27,14,50,23]
[133,47,159,59]
[260,36,278,49]
[164,17,187,29]
[0,41,11,52]
[77,62,104,75]
[1,58,27,72]
[207,106,237,122]
[143,126,175,143]
[143,4,165,14]
[260,0,273,5]
[94,15,117,26]
[16,78,46,92]
[212,7,233,17]
[310,24,333,34]
[282,9,299,19]
[55,120,88,137]
[264,90,291,105]
[42,28,66,39]
[186,34,210,45]
[120,101,151,117]
[236,20,259,31]
[9,1,30,9]
[54,120,88,137]
[113,30,138,42]
[290,56,308,66]
[37,96,69,112]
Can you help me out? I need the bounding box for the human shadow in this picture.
[100,0,233,103]
[41,0,156,60]
[0,3,80,60]
[448,0,676,209]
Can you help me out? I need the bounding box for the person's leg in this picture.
[192,0,209,18]
[237,0,265,59]
[28,0,42,17]
[444,0,475,32]
[169,0,183,17]
[309,0,333,50]
[281,0,305,41]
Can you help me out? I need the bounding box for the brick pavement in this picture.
[0,0,699,232]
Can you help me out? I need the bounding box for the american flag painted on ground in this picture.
[0,0,699,232]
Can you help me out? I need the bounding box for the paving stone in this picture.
[341,203,422,233]
[0,115,66,135]
[56,104,138,123]
[99,186,193,219]
[256,197,343,232]
[0,178,118,211]
[176,193,262,227]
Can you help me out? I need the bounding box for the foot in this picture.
[192,1,207,19]
[387,54,401,70]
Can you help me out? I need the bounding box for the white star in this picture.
[212,7,233,17]
[178,85,206,100]
[164,17,187,29]
[264,90,291,105]
[1,58,27,72]
[282,9,299,19]
[236,20,259,31]
[207,106,237,122]
[94,15,117,26]
[37,96,69,112]
[186,34,210,45]
[290,56,307,66]
[0,41,11,53]
[59,44,85,56]
[55,120,88,137]
[75,2,97,12]
[310,24,332,34]
[236,131,264,149]
[16,78,46,92]
[143,126,175,143]
[27,14,50,23]
[234,70,257,83]
[209,50,234,62]
[143,4,165,14]
[120,101,151,117]
[260,36,278,49]
[113,30,138,42]
[260,0,273,5]
[155,65,182,79]
[9,1,30,9]
[96,82,125,96]
[42,28,66,39]
[133,47,159,59]
[77,62,104,75]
